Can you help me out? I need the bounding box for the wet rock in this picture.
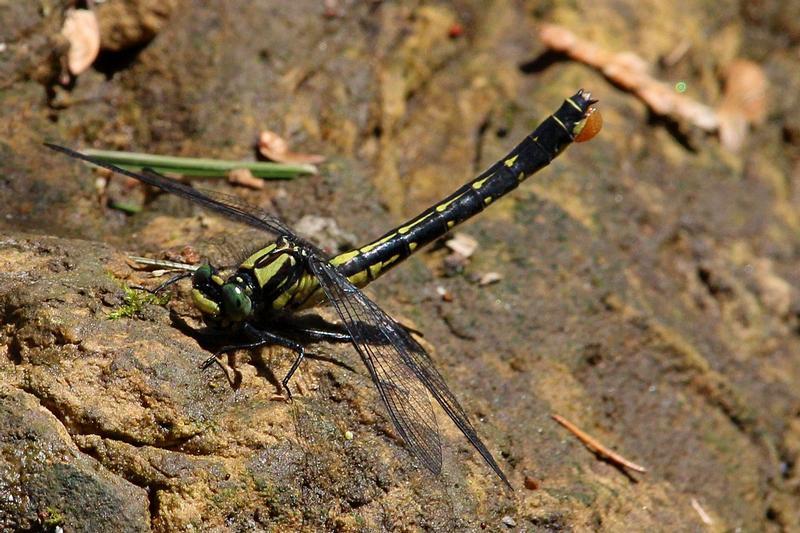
[0,386,149,531]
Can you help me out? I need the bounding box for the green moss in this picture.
[43,506,64,527]
[106,278,170,320]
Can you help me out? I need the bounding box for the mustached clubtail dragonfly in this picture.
[45,89,599,488]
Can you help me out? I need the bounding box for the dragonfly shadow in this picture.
[167,309,362,392]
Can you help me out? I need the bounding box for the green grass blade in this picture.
[82,149,318,178]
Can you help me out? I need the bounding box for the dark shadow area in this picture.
[167,309,360,391]
[93,43,150,79]
[518,50,571,74]
[647,112,699,153]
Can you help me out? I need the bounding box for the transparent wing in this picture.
[183,182,299,238]
[45,143,306,243]
[308,257,510,486]
[45,142,509,485]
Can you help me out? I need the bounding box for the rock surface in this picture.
[1,0,799,531]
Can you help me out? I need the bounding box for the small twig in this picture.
[551,413,647,473]
[690,497,713,525]
[538,24,718,133]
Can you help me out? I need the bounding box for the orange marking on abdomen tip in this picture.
[575,108,602,143]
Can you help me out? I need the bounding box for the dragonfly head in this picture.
[191,263,253,324]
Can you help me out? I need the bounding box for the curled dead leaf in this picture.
[445,232,478,259]
[478,272,503,286]
[178,245,202,265]
[717,59,769,151]
[258,130,326,164]
[61,9,100,76]
[720,59,768,124]
[227,168,264,190]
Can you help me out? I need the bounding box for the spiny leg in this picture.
[275,320,421,344]
[201,322,310,400]
[266,314,354,343]
[285,326,352,343]
[288,323,422,341]
[151,271,193,293]
[131,271,193,294]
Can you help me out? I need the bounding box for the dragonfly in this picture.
[45,89,600,488]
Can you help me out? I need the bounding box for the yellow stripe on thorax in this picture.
[276,272,320,310]
[252,253,295,288]
[240,244,278,269]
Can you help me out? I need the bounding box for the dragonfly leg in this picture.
[286,326,352,343]
[281,351,305,401]
[130,271,193,294]
[152,271,193,293]
[199,337,272,370]
[201,323,308,401]
[275,321,425,342]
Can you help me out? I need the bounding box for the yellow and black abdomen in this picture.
[243,90,598,310]
[331,90,598,287]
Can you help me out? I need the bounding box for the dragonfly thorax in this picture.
[189,236,318,325]
[237,238,321,312]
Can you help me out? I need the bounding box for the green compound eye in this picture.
[221,284,252,321]
[193,263,212,284]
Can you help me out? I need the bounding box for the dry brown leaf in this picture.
[717,59,769,151]
[178,245,201,265]
[61,9,100,76]
[445,232,478,258]
[258,130,326,164]
[227,168,264,190]
[478,272,503,286]
[720,59,768,124]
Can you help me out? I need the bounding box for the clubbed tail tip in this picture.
[573,90,602,143]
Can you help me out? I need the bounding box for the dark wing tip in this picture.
[44,141,75,155]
